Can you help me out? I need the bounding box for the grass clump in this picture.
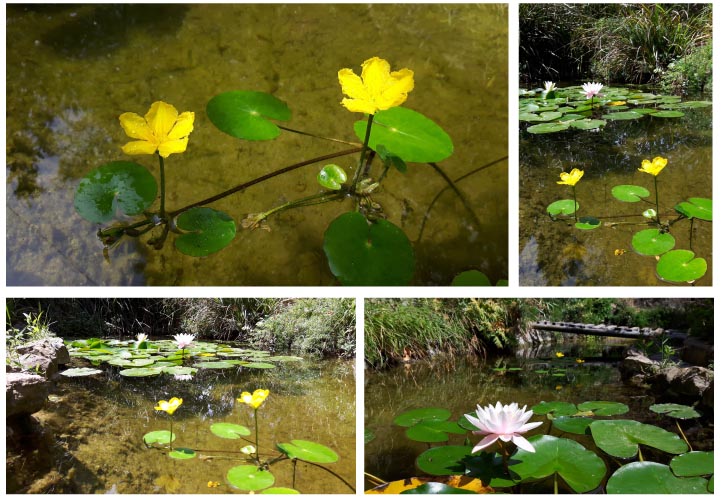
[660,43,712,94]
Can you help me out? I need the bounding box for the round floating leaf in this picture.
[193,361,236,369]
[652,110,686,118]
[74,161,158,223]
[677,100,712,108]
[451,270,492,286]
[60,367,104,377]
[323,211,414,286]
[207,91,291,141]
[243,362,276,369]
[547,199,578,216]
[643,208,657,219]
[649,403,701,419]
[211,422,251,439]
[532,401,577,417]
[143,430,175,445]
[261,487,299,494]
[575,216,601,230]
[227,465,275,491]
[552,416,593,434]
[463,451,518,487]
[119,367,163,377]
[577,401,629,416]
[569,119,606,130]
[405,421,466,443]
[169,447,196,460]
[364,428,375,444]
[277,440,338,463]
[457,415,477,432]
[317,164,347,190]
[509,435,606,493]
[526,122,570,134]
[632,229,675,256]
[401,483,477,494]
[607,462,708,494]
[375,144,408,173]
[657,250,707,283]
[175,207,236,257]
[612,184,650,202]
[670,452,714,477]
[354,107,453,163]
[675,198,712,221]
[394,408,451,427]
[161,366,197,376]
[602,111,644,120]
[589,419,688,458]
[264,355,303,362]
[416,445,472,476]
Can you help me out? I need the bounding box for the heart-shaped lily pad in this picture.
[193,361,236,369]
[670,451,714,477]
[243,362,276,369]
[552,416,594,434]
[607,462,709,493]
[532,401,577,418]
[675,197,712,221]
[589,419,688,458]
[394,408,451,427]
[276,440,338,463]
[527,122,570,134]
[119,367,163,377]
[547,200,578,216]
[375,144,407,173]
[60,367,104,377]
[227,465,275,491]
[451,270,492,286]
[74,161,158,223]
[569,119,606,130]
[260,487,300,494]
[317,164,347,190]
[169,447,196,460]
[161,366,197,376]
[323,211,414,286]
[207,91,291,141]
[211,423,251,439]
[354,107,453,163]
[509,435,606,493]
[143,430,175,445]
[575,216,601,230]
[649,403,701,419]
[174,207,236,257]
[657,250,707,283]
[416,445,472,476]
[631,229,675,256]
[612,184,650,202]
[602,111,644,120]
[405,421,466,443]
[577,401,629,416]
[652,110,686,118]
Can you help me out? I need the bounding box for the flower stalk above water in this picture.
[155,397,183,451]
[581,82,604,110]
[557,168,584,222]
[238,389,270,463]
[173,333,195,363]
[638,156,668,224]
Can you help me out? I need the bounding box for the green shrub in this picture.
[660,43,712,94]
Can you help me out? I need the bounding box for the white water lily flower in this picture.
[173,333,195,349]
[543,81,556,92]
[136,333,148,343]
[465,402,543,453]
[581,82,604,99]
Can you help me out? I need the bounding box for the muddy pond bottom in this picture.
[7,357,356,494]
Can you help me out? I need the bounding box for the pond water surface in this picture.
[8,353,355,494]
[519,93,712,286]
[6,4,508,285]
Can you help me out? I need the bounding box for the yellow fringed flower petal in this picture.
[119,101,194,158]
[338,57,414,114]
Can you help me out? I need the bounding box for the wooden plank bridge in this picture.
[530,321,686,340]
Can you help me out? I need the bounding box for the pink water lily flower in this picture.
[581,82,604,99]
[173,333,195,350]
[465,402,543,453]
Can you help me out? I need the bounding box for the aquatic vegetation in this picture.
[368,401,712,494]
[465,402,543,453]
[73,56,501,285]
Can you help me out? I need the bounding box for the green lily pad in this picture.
[569,119,606,130]
[657,250,707,283]
[670,451,714,477]
[119,367,163,377]
[602,111,644,120]
[375,144,408,173]
[632,229,675,256]
[451,270,492,286]
[552,416,593,435]
[612,184,650,202]
[260,487,300,494]
[193,361,237,369]
[589,419,688,458]
[547,199,578,216]
[509,435,606,493]
[227,465,275,491]
[463,451,519,487]
[405,421,466,443]
[521,111,564,122]
[526,122,570,134]
[143,430,175,445]
[649,403,701,419]
[243,362,276,369]
[211,422,251,439]
[355,107,453,163]
[264,355,303,362]
[317,164,347,190]
[60,367,104,377]
[677,100,713,108]
[710,475,714,492]
[277,440,338,463]
[169,447,196,460]
[174,207,236,257]
[675,198,712,221]
[577,401,629,416]
[394,408,451,427]
[74,161,157,223]
[323,211,414,286]
[652,110,686,118]
[401,483,477,494]
[365,428,375,444]
[607,462,709,494]
[161,366,197,376]
[575,216,601,230]
[532,401,577,418]
[416,445,471,476]
[207,91,291,141]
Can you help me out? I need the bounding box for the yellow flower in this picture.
[608,101,626,106]
[207,481,220,488]
[557,168,584,186]
[238,389,270,409]
[555,352,565,358]
[119,101,194,158]
[576,358,585,364]
[155,397,183,415]
[638,156,668,176]
[614,249,626,256]
[338,57,414,114]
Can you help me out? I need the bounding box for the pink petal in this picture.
[471,434,500,453]
[511,434,536,453]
